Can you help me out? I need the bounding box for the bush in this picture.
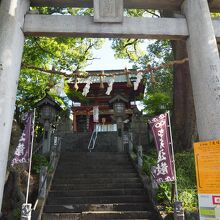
[142,149,157,176]
[175,152,198,211]
[143,150,198,212]
[32,154,49,174]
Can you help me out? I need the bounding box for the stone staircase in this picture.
[42,151,160,219]
[61,132,118,152]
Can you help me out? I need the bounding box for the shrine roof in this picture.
[72,69,138,84]
[68,69,145,104]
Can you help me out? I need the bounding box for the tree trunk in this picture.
[171,40,198,151]
[160,10,198,151]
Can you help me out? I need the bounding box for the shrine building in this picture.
[68,69,145,132]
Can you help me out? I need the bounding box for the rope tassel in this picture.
[74,74,79,91]
[147,64,156,84]
[82,77,91,96]
[106,77,115,95]
[125,67,132,87]
[134,72,143,90]
[100,71,105,89]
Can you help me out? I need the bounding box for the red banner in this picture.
[149,113,175,183]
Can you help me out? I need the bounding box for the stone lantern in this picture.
[109,95,128,152]
[36,95,61,154]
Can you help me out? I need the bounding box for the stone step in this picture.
[58,158,131,163]
[62,149,119,153]
[52,177,140,185]
[56,164,134,169]
[58,156,131,161]
[59,159,130,163]
[54,173,138,179]
[57,163,134,171]
[44,203,152,213]
[59,157,130,161]
[51,182,143,191]
[59,154,130,160]
[82,211,153,219]
[54,168,135,174]
[59,152,129,157]
[42,150,159,220]
[46,195,148,205]
[42,211,153,220]
[48,188,146,197]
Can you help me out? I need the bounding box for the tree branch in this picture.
[146,10,160,18]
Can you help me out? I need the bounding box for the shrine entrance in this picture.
[1,0,220,212]
[68,69,144,133]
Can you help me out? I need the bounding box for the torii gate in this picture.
[0,0,220,213]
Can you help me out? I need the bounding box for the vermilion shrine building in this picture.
[68,69,145,132]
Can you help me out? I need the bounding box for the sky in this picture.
[85,40,134,71]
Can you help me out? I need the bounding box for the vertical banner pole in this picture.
[25,109,36,204]
[167,111,178,201]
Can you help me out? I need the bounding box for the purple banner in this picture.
[11,113,33,166]
[149,113,175,183]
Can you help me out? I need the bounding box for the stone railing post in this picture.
[38,166,47,199]
[137,145,143,169]
[174,201,185,220]
[128,132,133,154]
[150,166,158,201]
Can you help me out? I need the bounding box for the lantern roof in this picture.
[109,94,129,104]
[36,94,62,111]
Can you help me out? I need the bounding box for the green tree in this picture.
[111,9,197,150]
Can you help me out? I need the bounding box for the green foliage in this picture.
[16,69,59,113]
[23,37,104,71]
[125,9,148,17]
[141,41,173,117]
[179,190,198,211]
[111,36,173,117]
[142,150,157,176]
[175,152,196,189]
[175,152,198,211]
[142,151,197,212]
[143,92,172,116]
[32,154,49,174]
[156,182,173,211]
[11,207,21,220]
[111,38,145,62]
[33,7,93,16]
[16,8,105,122]
[211,13,220,18]
[64,81,89,103]
[17,35,104,121]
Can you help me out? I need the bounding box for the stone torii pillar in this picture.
[182,0,220,141]
[0,0,29,212]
